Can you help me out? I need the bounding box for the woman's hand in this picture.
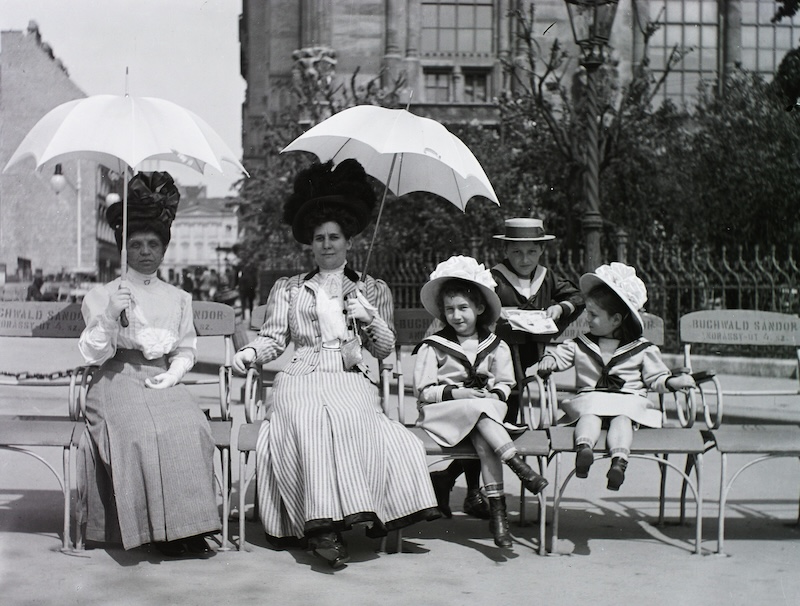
[346,295,374,324]
[232,348,257,375]
[546,304,563,321]
[145,373,178,389]
[107,286,131,317]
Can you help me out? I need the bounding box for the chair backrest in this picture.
[250,303,267,331]
[192,301,236,337]
[679,310,800,427]
[554,310,665,346]
[394,308,434,346]
[0,302,85,337]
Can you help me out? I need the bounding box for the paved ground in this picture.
[1,333,799,605]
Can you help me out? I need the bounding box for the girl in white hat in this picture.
[535,263,696,490]
[414,256,548,547]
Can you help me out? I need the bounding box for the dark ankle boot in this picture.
[488,496,513,548]
[430,470,455,518]
[463,488,491,519]
[505,454,549,495]
[606,457,628,491]
[575,444,594,479]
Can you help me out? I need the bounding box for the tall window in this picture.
[424,70,452,102]
[740,1,800,77]
[648,1,718,108]
[463,69,490,102]
[421,1,493,54]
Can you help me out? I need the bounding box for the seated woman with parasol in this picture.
[232,159,440,569]
[77,172,220,558]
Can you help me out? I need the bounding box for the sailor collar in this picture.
[413,325,501,366]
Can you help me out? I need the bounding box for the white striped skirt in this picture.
[256,348,439,539]
[77,349,221,549]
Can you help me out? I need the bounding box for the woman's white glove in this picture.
[107,285,131,317]
[232,347,257,375]
[346,292,376,324]
[145,373,178,389]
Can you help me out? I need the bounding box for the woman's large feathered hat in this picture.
[105,171,180,249]
[283,159,376,244]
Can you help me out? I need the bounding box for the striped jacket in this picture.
[246,266,396,375]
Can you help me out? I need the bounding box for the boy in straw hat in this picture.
[535,262,696,490]
[414,255,548,547]
[491,217,584,375]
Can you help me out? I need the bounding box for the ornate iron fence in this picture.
[261,242,799,353]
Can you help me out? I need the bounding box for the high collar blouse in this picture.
[78,267,197,380]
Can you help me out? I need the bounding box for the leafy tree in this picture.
[771,0,800,22]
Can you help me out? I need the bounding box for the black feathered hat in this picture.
[283,159,376,244]
[105,171,180,250]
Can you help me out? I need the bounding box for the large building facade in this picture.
[240,0,800,165]
[0,23,115,282]
[161,186,240,282]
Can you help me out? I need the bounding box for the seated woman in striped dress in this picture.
[78,172,220,558]
[232,160,440,569]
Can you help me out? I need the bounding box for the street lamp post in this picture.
[50,161,83,270]
[564,0,619,272]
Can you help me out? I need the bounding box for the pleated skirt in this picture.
[77,349,221,549]
[559,390,663,428]
[256,348,440,539]
[416,398,516,447]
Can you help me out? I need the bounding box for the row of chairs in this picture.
[2,301,798,556]
[240,307,800,556]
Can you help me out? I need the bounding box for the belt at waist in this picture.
[113,348,167,367]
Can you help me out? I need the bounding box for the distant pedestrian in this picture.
[182,271,195,297]
[26,276,44,301]
[534,263,696,490]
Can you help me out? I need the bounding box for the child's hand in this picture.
[536,356,557,377]
[546,304,563,321]
[667,374,696,392]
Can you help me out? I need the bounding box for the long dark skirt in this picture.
[77,349,221,549]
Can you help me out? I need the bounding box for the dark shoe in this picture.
[607,457,628,491]
[463,489,491,519]
[153,540,189,558]
[430,470,455,518]
[575,444,594,479]
[308,532,350,569]
[183,534,213,556]
[488,496,513,548]
[505,454,549,495]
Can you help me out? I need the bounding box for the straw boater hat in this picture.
[493,217,556,242]
[420,255,503,324]
[579,262,647,331]
[282,159,376,245]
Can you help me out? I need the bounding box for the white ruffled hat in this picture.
[420,255,502,324]
[579,262,647,330]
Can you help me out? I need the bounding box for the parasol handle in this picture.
[119,169,130,327]
[360,153,398,283]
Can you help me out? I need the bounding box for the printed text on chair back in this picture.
[192,302,236,337]
[0,302,85,337]
[680,310,800,346]
[394,308,434,346]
